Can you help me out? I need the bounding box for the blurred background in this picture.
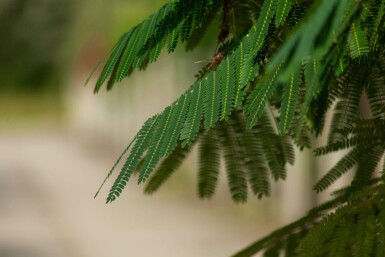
[0,1,346,256]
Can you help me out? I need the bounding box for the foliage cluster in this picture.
[90,0,385,256]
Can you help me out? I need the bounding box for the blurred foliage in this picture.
[0,0,75,93]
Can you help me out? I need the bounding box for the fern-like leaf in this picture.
[328,217,352,257]
[348,144,384,194]
[245,61,283,129]
[235,112,271,198]
[348,20,370,59]
[94,32,131,92]
[145,145,191,194]
[219,56,236,120]
[198,129,221,199]
[367,63,385,119]
[353,209,376,257]
[139,106,176,183]
[161,93,190,157]
[258,110,287,180]
[180,80,205,147]
[250,0,278,54]
[275,0,292,27]
[328,66,364,144]
[204,72,221,129]
[295,57,319,138]
[279,70,301,135]
[92,0,217,91]
[219,120,248,203]
[297,209,343,257]
[314,147,360,193]
[107,115,159,203]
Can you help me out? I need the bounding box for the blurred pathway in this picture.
[0,130,263,257]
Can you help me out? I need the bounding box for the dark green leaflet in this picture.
[219,56,235,120]
[139,106,175,183]
[279,70,301,135]
[204,72,221,129]
[180,80,205,147]
[162,93,190,157]
[198,129,220,199]
[245,61,283,129]
[94,32,131,92]
[275,0,292,26]
[106,115,159,203]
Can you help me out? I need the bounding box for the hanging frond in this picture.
[367,56,385,118]
[185,2,220,50]
[328,64,365,144]
[348,20,370,59]
[348,144,384,194]
[86,0,385,256]
[203,72,221,129]
[315,136,369,156]
[244,61,283,129]
[328,217,352,256]
[180,80,205,147]
[266,0,358,83]
[275,0,292,27]
[258,110,287,180]
[144,145,192,194]
[106,115,159,203]
[353,209,376,257]
[249,0,278,54]
[139,105,176,183]
[91,0,217,92]
[198,129,221,199]
[295,57,319,138]
[297,210,343,257]
[370,0,385,49]
[279,69,301,135]
[219,56,236,120]
[234,112,271,198]
[314,147,360,193]
[219,119,248,203]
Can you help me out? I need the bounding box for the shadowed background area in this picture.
[0,1,344,256]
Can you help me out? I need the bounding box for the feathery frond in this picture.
[107,115,159,203]
[244,61,283,129]
[279,69,301,135]
[314,147,360,193]
[90,0,385,255]
[219,119,248,203]
[198,129,221,199]
[145,145,192,194]
[348,20,370,59]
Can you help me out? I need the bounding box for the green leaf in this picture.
[139,106,176,183]
[161,93,190,157]
[296,57,319,138]
[107,115,160,203]
[144,145,192,194]
[198,129,221,199]
[348,20,370,59]
[204,72,221,130]
[245,61,284,129]
[314,147,360,193]
[219,56,236,120]
[94,32,131,92]
[279,70,301,135]
[239,118,270,198]
[275,0,292,27]
[180,80,205,147]
[219,121,248,203]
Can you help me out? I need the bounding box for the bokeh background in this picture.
[0,1,347,256]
